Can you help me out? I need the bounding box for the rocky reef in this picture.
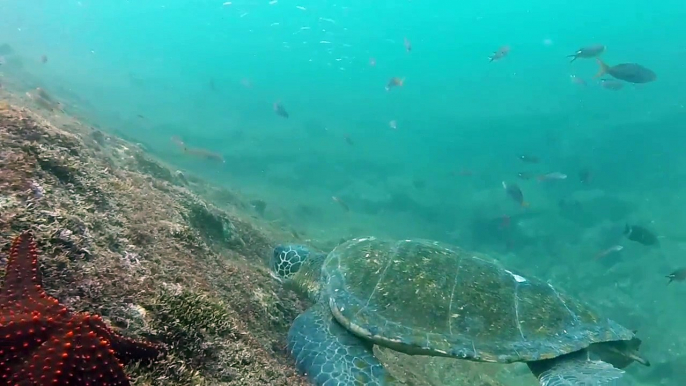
[0,98,309,385]
[0,93,530,385]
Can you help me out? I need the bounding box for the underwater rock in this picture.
[0,98,308,385]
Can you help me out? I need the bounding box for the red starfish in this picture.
[0,231,161,385]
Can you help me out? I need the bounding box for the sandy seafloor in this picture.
[0,71,681,386]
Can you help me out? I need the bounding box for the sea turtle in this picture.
[270,237,650,386]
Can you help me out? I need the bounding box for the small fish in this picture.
[595,245,623,260]
[35,87,55,103]
[599,79,625,90]
[489,46,510,62]
[250,199,267,215]
[40,54,48,64]
[578,168,592,184]
[502,181,528,207]
[518,154,539,163]
[332,196,349,212]
[369,57,376,66]
[500,215,511,229]
[344,134,354,146]
[385,77,405,91]
[517,172,534,180]
[453,168,473,177]
[183,146,225,163]
[274,101,289,118]
[538,172,567,181]
[624,224,658,246]
[170,136,185,148]
[389,120,397,130]
[595,59,656,84]
[404,37,412,53]
[567,45,605,63]
[570,75,586,86]
[666,268,686,284]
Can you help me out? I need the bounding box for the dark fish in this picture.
[40,54,48,64]
[250,199,267,216]
[624,224,658,246]
[578,168,591,184]
[596,59,656,84]
[274,101,289,118]
[567,45,605,62]
[666,268,686,284]
[332,196,349,211]
[518,154,539,163]
[502,181,528,207]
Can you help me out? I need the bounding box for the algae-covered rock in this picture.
[0,99,307,386]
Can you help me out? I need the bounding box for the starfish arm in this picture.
[0,231,161,384]
[85,315,162,365]
[1,232,64,314]
[2,232,43,297]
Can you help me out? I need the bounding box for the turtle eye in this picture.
[271,244,309,280]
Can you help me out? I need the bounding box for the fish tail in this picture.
[398,77,405,87]
[595,58,609,78]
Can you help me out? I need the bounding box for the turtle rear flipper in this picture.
[528,350,625,386]
[288,302,395,386]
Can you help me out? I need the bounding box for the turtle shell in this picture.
[322,237,634,363]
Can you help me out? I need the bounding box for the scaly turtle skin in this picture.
[272,237,649,386]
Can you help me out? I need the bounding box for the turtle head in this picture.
[270,244,312,282]
[590,334,650,369]
[271,244,326,300]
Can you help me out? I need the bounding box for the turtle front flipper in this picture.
[288,302,395,386]
[528,350,625,386]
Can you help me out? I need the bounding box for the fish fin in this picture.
[623,224,630,235]
[567,54,578,63]
[595,59,609,78]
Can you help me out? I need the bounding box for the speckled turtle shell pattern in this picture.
[322,237,634,363]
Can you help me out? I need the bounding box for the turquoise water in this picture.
[2,0,686,384]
